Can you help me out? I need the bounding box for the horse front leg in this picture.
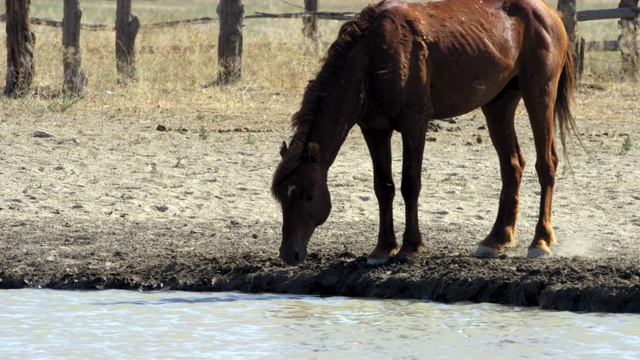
[398,115,428,260]
[361,127,399,264]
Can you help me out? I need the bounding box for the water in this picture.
[1,290,639,359]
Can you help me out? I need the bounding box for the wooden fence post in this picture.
[4,0,35,97]
[116,0,140,83]
[303,0,319,40]
[557,0,583,80]
[62,0,87,96]
[618,0,640,79]
[217,0,244,84]
[303,0,320,54]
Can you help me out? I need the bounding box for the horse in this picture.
[272,0,577,266]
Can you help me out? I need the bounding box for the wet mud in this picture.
[1,219,639,313]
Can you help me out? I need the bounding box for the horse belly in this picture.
[427,44,518,119]
[429,73,513,119]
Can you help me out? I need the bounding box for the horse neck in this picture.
[307,70,365,169]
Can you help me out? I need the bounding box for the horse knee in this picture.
[375,181,395,202]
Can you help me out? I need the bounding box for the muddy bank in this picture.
[1,219,639,313]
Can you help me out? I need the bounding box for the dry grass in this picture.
[0,0,637,130]
[2,1,353,130]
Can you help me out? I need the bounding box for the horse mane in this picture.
[271,1,389,199]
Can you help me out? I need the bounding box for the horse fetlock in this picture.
[485,227,517,247]
[399,239,425,254]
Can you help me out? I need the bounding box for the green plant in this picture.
[177,125,188,135]
[174,156,187,169]
[130,135,146,145]
[620,136,632,155]
[143,109,157,120]
[246,133,257,145]
[162,108,177,117]
[441,175,468,189]
[47,95,82,113]
[199,126,210,140]
[210,115,229,123]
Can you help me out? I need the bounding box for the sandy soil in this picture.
[1,83,639,313]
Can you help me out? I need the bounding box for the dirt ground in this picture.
[1,82,639,313]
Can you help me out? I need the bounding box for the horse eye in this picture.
[304,192,315,201]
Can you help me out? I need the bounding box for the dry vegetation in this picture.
[0,0,635,131]
[0,1,365,130]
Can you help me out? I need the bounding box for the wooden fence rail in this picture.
[577,7,640,21]
[585,40,620,52]
[0,11,354,31]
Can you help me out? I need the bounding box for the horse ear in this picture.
[279,141,288,158]
[307,142,321,164]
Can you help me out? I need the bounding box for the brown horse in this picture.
[272,0,577,265]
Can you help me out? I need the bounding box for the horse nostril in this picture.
[293,251,300,262]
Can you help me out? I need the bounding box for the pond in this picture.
[1,289,639,359]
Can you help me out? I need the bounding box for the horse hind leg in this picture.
[520,70,562,259]
[474,83,524,258]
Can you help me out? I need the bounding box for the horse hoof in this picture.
[527,248,551,259]
[473,245,501,258]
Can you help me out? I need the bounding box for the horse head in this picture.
[273,141,331,265]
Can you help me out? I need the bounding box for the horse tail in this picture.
[554,43,582,169]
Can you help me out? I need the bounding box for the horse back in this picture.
[360,0,568,120]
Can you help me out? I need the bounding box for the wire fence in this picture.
[0,11,355,31]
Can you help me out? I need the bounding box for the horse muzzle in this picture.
[279,245,308,266]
